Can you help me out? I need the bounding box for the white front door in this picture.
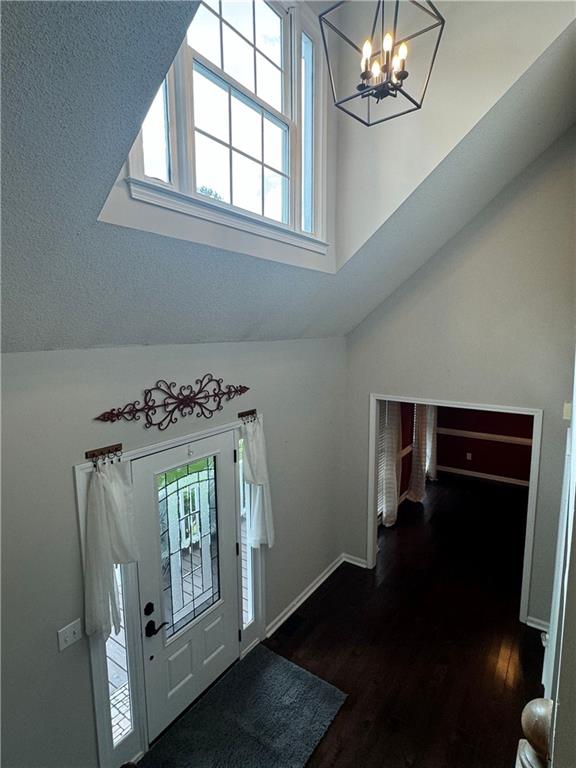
[132,432,240,741]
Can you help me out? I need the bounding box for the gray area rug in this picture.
[139,644,346,768]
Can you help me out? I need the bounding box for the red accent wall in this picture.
[400,403,414,450]
[400,452,412,495]
[437,435,531,480]
[437,407,533,438]
[436,407,533,482]
[394,402,414,497]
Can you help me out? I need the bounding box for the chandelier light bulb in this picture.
[371,60,381,78]
[361,38,372,73]
[398,42,408,63]
[392,54,401,72]
[382,32,393,70]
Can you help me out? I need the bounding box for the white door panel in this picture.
[132,432,240,740]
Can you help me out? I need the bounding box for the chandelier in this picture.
[319,1,445,127]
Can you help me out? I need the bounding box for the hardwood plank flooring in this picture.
[265,476,544,768]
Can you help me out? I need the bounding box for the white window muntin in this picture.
[187,56,292,226]
[128,1,326,244]
[186,1,288,116]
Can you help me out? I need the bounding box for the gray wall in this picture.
[338,131,576,624]
[1,338,346,768]
[3,133,574,768]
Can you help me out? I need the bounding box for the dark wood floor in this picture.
[265,475,544,768]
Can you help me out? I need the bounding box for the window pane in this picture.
[263,117,286,172]
[238,439,254,628]
[195,133,230,203]
[301,33,314,233]
[193,66,229,144]
[255,0,282,66]
[106,566,134,746]
[222,1,253,43]
[223,26,255,92]
[187,4,222,68]
[231,95,262,160]
[142,83,170,183]
[264,168,287,223]
[232,152,261,214]
[256,53,281,111]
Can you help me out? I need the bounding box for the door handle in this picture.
[145,619,169,638]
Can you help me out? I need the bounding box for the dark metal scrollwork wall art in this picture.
[95,375,249,431]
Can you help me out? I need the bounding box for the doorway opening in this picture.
[367,395,542,627]
[365,396,546,765]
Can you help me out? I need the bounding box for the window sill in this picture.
[126,177,330,257]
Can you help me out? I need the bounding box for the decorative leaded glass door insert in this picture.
[157,457,220,637]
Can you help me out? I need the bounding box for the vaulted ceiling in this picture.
[2,1,575,352]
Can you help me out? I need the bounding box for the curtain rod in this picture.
[238,409,257,421]
[85,443,123,465]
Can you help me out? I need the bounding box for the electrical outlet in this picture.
[57,619,82,651]
[563,402,572,421]
[466,452,472,461]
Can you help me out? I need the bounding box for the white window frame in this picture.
[125,1,328,256]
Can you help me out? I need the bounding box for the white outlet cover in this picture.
[466,453,472,461]
[57,618,83,651]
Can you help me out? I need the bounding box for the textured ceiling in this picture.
[2,2,575,352]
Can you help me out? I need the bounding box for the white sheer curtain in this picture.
[407,404,428,502]
[426,404,437,481]
[377,401,401,527]
[84,462,138,638]
[241,415,275,548]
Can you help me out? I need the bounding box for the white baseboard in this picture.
[265,553,367,637]
[341,553,368,569]
[265,555,342,637]
[240,637,261,659]
[526,616,550,633]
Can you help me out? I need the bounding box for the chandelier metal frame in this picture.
[319,0,445,127]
